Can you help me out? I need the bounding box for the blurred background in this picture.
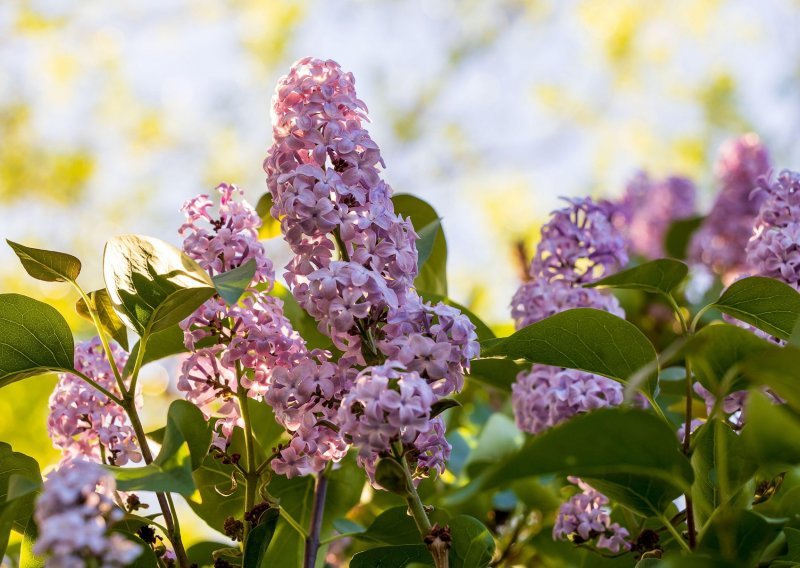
[1,0,799,543]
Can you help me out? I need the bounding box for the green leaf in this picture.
[698,509,782,565]
[186,541,233,567]
[187,453,244,533]
[212,259,257,305]
[156,400,212,471]
[123,325,191,377]
[75,288,129,351]
[481,308,659,396]
[374,458,410,495]
[688,323,772,396]
[464,414,523,478]
[430,398,461,419]
[242,508,279,568]
[742,390,800,467]
[712,276,800,340]
[19,519,45,568]
[419,293,495,341]
[0,444,42,560]
[0,294,74,388]
[350,544,433,568]
[741,346,800,413]
[355,506,445,546]
[272,282,331,351]
[448,515,495,568]
[483,408,693,516]
[467,358,526,392]
[691,422,757,524]
[111,531,158,567]
[664,215,704,260]
[103,234,215,336]
[255,192,282,239]
[416,218,442,269]
[586,259,688,296]
[108,458,195,495]
[393,194,447,296]
[7,239,81,283]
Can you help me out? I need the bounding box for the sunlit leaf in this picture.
[75,288,129,351]
[7,240,81,283]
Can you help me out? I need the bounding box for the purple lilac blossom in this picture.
[553,477,631,553]
[34,460,142,567]
[690,134,771,279]
[619,171,697,259]
[530,197,628,285]
[746,170,800,287]
[48,338,142,466]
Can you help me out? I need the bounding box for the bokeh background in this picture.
[1,0,799,546]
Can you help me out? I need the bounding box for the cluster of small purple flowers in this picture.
[690,134,771,279]
[553,477,631,553]
[510,197,628,435]
[34,460,142,567]
[746,169,800,288]
[263,58,479,485]
[618,171,697,259]
[47,337,142,466]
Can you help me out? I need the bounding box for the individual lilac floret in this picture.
[34,460,142,567]
[380,292,480,396]
[48,338,142,466]
[690,134,771,278]
[180,183,274,286]
[553,477,631,553]
[512,366,624,435]
[510,278,624,330]
[619,171,697,259]
[746,170,800,287]
[530,197,628,285]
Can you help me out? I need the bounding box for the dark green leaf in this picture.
[467,358,526,392]
[393,194,447,296]
[75,288,129,351]
[586,259,688,296]
[212,259,257,305]
[430,398,461,418]
[742,390,800,467]
[664,215,704,260]
[156,400,212,471]
[186,541,233,567]
[698,509,782,565]
[123,325,192,377]
[688,323,772,396]
[448,515,495,568]
[103,234,215,336]
[419,293,495,341]
[0,294,74,388]
[7,239,81,283]
[483,408,693,516]
[481,308,659,396]
[712,276,800,340]
[350,544,433,567]
[0,444,42,560]
[375,458,410,495]
[242,508,279,568]
[416,218,442,269]
[741,346,800,413]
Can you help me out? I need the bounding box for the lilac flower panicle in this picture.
[530,197,628,285]
[34,460,142,568]
[746,170,800,287]
[690,134,771,278]
[48,338,142,466]
[554,477,631,553]
[619,171,697,259]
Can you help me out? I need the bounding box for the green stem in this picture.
[280,508,309,538]
[392,444,431,536]
[690,304,713,334]
[667,293,689,334]
[657,512,691,553]
[235,362,258,545]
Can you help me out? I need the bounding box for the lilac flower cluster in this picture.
[179,185,353,476]
[34,460,142,567]
[690,134,771,279]
[261,58,479,484]
[510,197,629,435]
[618,171,697,259]
[48,338,142,466]
[264,57,419,362]
[530,197,628,285]
[553,477,631,553]
[746,170,800,287]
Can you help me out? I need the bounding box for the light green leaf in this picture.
[448,515,495,568]
[0,294,74,388]
[416,218,442,269]
[586,259,688,296]
[75,288,129,351]
[7,240,81,283]
[481,308,659,396]
[156,400,212,471]
[482,408,693,516]
[103,234,215,336]
[212,259,257,305]
[255,192,282,239]
[712,276,800,340]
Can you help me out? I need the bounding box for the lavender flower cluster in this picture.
[47,338,142,466]
[262,57,479,485]
[511,197,628,435]
[553,477,631,553]
[34,460,142,567]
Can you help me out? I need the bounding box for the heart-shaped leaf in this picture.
[7,240,81,283]
[586,259,688,296]
[712,276,800,340]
